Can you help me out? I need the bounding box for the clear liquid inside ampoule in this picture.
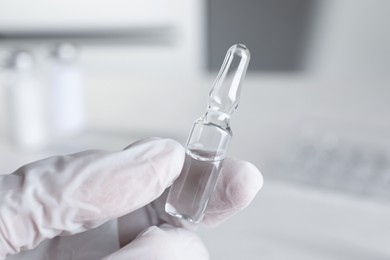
[165,148,223,223]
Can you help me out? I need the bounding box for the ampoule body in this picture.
[165,44,250,223]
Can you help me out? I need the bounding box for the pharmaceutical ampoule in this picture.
[165,44,251,223]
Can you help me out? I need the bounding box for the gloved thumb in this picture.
[102,224,209,260]
[0,138,185,259]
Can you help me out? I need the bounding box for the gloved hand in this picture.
[0,138,262,260]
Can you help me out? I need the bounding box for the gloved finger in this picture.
[116,157,262,245]
[0,138,185,259]
[102,224,209,260]
[201,157,263,227]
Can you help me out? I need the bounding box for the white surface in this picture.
[199,180,390,259]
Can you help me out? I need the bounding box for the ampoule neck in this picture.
[202,109,231,132]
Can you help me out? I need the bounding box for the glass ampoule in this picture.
[165,44,251,223]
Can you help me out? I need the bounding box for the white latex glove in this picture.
[0,138,262,260]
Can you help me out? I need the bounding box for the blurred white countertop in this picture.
[199,180,390,260]
[1,132,389,259]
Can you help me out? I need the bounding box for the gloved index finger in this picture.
[0,138,185,257]
[75,138,185,223]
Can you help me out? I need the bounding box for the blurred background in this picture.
[0,0,390,259]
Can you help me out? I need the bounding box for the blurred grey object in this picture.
[207,0,316,71]
[304,0,390,76]
[0,27,175,47]
[272,130,390,201]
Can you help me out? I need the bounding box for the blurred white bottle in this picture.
[3,50,47,150]
[46,43,85,139]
